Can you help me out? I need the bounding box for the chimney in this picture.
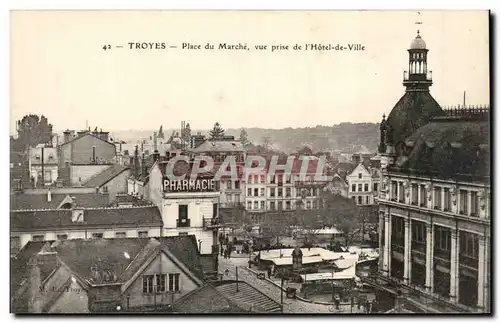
[47,189,52,202]
[63,130,71,143]
[153,149,160,164]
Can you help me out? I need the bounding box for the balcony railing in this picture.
[203,217,221,229]
[176,218,191,228]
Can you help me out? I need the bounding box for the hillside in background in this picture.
[109,123,380,153]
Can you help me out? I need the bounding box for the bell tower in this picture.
[403,31,433,92]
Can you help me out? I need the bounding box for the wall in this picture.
[70,165,109,186]
[49,279,89,313]
[163,228,214,254]
[148,165,164,213]
[23,187,96,195]
[98,170,130,201]
[124,252,199,308]
[70,135,116,164]
[12,227,162,250]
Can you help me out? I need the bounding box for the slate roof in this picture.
[10,192,110,210]
[53,238,152,283]
[83,164,129,188]
[10,206,163,231]
[158,235,205,281]
[391,120,490,180]
[172,284,246,313]
[386,91,444,147]
[59,133,114,147]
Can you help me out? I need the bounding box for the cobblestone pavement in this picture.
[218,256,366,314]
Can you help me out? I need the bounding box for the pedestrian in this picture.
[334,296,340,310]
[224,248,228,259]
[267,267,272,279]
[350,296,354,311]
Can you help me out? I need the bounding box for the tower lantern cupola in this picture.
[403,31,433,92]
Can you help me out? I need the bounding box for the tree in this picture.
[209,122,225,141]
[239,128,251,147]
[15,114,53,150]
[261,136,272,149]
[157,125,164,139]
[181,123,191,144]
[321,191,360,246]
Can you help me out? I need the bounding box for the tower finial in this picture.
[417,29,420,36]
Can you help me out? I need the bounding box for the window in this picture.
[286,187,291,197]
[443,188,451,211]
[156,274,167,293]
[411,184,418,205]
[285,175,291,184]
[374,183,378,192]
[459,231,479,263]
[352,184,356,192]
[254,175,259,183]
[278,201,283,210]
[277,175,283,183]
[270,188,276,197]
[358,173,362,179]
[271,175,276,184]
[226,181,232,190]
[358,184,362,192]
[179,205,188,220]
[92,233,103,239]
[103,186,108,193]
[434,187,442,210]
[143,275,154,294]
[57,234,68,241]
[277,188,283,197]
[115,232,127,238]
[420,185,427,207]
[470,191,478,216]
[168,273,180,291]
[411,221,426,244]
[254,201,258,209]
[260,188,265,196]
[306,201,311,209]
[213,203,218,217]
[260,175,265,183]
[352,196,356,202]
[270,201,276,210]
[459,190,468,215]
[248,176,252,184]
[260,201,265,209]
[138,231,148,238]
[254,188,259,196]
[235,181,240,189]
[312,200,317,209]
[247,201,252,209]
[227,194,232,203]
[358,196,362,205]
[364,183,369,192]
[247,188,252,196]
[435,226,451,252]
[398,182,405,202]
[286,201,291,210]
[391,181,398,201]
[366,196,370,204]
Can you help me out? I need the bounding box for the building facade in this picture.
[148,160,220,255]
[376,31,491,313]
[28,145,58,187]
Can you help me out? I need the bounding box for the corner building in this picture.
[376,32,491,312]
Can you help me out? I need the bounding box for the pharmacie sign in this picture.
[163,178,216,193]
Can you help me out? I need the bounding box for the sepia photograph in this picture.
[9,10,491,314]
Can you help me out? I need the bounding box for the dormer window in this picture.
[48,154,54,159]
[35,154,40,160]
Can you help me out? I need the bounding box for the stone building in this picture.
[376,31,491,313]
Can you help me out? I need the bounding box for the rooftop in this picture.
[10,205,163,231]
[83,164,129,188]
[10,192,110,211]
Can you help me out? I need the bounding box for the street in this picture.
[218,254,366,314]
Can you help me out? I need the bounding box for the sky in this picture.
[10,10,490,133]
